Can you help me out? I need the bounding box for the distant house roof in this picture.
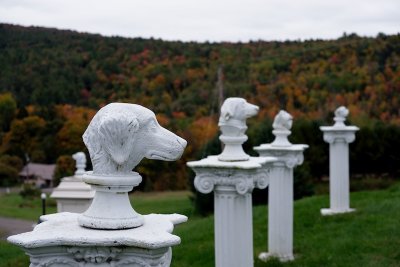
[19,163,56,181]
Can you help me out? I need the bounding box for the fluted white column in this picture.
[254,110,308,262]
[214,186,253,267]
[330,140,349,210]
[268,164,293,259]
[320,106,358,216]
[188,157,275,267]
[254,147,306,262]
[320,131,358,215]
[188,97,277,267]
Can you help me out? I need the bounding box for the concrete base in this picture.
[320,208,356,216]
[258,252,294,262]
[8,212,187,267]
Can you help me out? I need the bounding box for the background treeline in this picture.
[0,24,399,204]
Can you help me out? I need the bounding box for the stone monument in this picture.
[254,110,308,262]
[50,152,95,213]
[8,103,188,266]
[188,98,277,267]
[320,106,359,215]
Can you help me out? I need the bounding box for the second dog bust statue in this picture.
[218,97,259,161]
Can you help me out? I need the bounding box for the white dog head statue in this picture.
[218,98,259,130]
[83,103,187,175]
[272,110,293,131]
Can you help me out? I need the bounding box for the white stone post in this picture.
[8,103,188,266]
[320,106,359,215]
[50,152,95,213]
[188,98,277,267]
[254,110,308,262]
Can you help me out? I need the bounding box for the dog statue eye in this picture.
[149,120,158,131]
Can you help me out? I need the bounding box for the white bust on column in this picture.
[320,106,359,215]
[9,103,188,266]
[72,152,86,176]
[254,110,308,262]
[188,98,276,267]
[50,151,95,213]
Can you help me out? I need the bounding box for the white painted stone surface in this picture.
[8,212,187,266]
[320,106,359,215]
[72,152,86,176]
[217,97,259,161]
[8,102,188,267]
[79,103,187,229]
[83,103,186,175]
[188,98,277,267]
[50,152,95,213]
[254,110,308,262]
[188,156,276,267]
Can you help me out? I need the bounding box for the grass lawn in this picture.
[0,193,57,221]
[1,183,400,267]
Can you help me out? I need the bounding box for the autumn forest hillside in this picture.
[0,24,399,195]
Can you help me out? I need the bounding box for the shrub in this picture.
[19,183,40,199]
[0,162,19,186]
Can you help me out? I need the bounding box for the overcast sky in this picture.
[0,0,399,42]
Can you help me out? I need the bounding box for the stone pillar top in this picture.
[253,110,308,168]
[9,102,189,267]
[271,110,294,147]
[51,152,94,201]
[217,97,259,161]
[8,212,187,250]
[320,106,359,144]
[188,156,277,195]
[188,97,277,194]
[72,152,86,176]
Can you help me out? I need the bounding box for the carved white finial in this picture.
[333,106,349,127]
[79,103,187,229]
[72,152,86,176]
[217,97,259,161]
[271,110,293,147]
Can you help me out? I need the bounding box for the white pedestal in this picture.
[188,156,276,267]
[320,126,358,215]
[50,176,95,213]
[7,212,187,267]
[254,144,308,262]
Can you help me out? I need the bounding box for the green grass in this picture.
[0,194,57,221]
[1,184,400,267]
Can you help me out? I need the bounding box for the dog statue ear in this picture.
[98,114,139,165]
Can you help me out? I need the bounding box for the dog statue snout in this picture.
[177,136,187,148]
[246,103,259,118]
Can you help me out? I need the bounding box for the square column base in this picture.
[258,252,294,262]
[320,208,356,216]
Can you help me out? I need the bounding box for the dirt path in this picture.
[0,217,35,239]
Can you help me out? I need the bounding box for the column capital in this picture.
[320,127,359,144]
[254,144,308,169]
[193,167,270,195]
